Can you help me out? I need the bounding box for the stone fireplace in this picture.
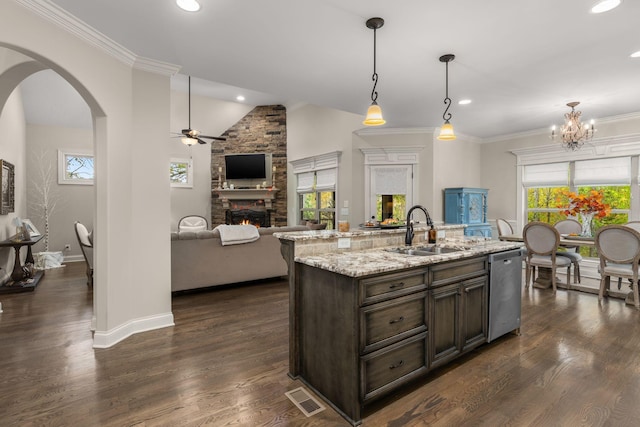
[211,105,287,227]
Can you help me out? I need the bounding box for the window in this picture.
[58,150,94,185]
[170,158,193,188]
[297,169,336,229]
[523,157,632,258]
[291,151,341,230]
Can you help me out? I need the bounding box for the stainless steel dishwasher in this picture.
[488,248,523,342]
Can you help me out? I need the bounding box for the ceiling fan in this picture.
[173,75,226,145]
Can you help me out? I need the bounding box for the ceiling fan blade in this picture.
[197,138,208,144]
[199,135,227,141]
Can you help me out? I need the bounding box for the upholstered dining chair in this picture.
[523,221,571,294]
[74,221,93,287]
[496,218,513,240]
[178,215,208,232]
[553,219,583,284]
[595,225,640,309]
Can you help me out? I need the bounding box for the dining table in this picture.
[499,233,594,289]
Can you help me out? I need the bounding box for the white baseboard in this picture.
[63,255,85,263]
[92,312,175,348]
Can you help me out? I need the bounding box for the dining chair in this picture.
[595,224,640,309]
[74,221,93,287]
[178,215,209,232]
[496,218,513,240]
[523,221,571,294]
[553,219,583,284]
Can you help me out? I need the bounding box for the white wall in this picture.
[168,90,253,230]
[0,0,175,347]
[25,124,93,261]
[480,114,640,232]
[286,104,362,226]
[0,85,26,284]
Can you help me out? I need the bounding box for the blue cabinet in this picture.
[444,188,492,238]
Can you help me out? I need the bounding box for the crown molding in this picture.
[16,0,180,76]
[510,133,640,165]
[134,57,180,77]
[354,127,435,136]
[483,111,640,144]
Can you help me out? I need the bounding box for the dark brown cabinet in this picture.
[292,254,488,426]
[429,257,488,369]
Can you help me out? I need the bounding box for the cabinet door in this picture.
[461,276,488,351]
[429,283,460,369]
[465,192,485,224]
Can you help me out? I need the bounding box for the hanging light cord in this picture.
[188,76,192,129]
[370,27,379,103]
[442,60,452,122]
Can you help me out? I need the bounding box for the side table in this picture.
[0,234,45,293]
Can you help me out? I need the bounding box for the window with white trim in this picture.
[58,150,94,185]
[523,157,632,257]
[170,158,193,188]
[291,151,341,230]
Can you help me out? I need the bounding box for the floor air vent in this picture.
[285,387,326,417]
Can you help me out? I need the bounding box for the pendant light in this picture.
[363,17,386,126]
[437,54,456,141]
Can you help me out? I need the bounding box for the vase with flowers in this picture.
[558,190,610,237]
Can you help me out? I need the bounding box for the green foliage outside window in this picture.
[300,191,335,229]
[375,195,406,221]
[527,185,630,257]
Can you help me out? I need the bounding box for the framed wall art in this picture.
[0,159,15,215]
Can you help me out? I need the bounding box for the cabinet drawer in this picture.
[361,292,427,354]
[430,256,488,288]
[360,332,428,401]
[360,270,427,305]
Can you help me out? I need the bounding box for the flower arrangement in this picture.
[558,190,610,218]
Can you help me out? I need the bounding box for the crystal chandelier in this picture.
[551,102,596,151]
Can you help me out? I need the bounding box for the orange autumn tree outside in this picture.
[557,190,611,218]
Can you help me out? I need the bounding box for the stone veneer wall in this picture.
[211,105,287,227]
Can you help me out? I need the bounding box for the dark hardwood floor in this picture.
[1,263,640,426]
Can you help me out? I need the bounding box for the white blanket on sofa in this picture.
[215,224,260,246]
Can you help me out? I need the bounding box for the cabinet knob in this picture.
[389,282,405,290]
[389,316,405,324]
[389,360,404,370]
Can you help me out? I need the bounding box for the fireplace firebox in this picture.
[225,209,271,227]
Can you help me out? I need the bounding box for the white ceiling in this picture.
[19,0,640,138]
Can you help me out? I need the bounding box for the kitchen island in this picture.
[276,227,523,425]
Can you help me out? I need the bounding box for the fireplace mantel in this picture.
[214,187,278,209]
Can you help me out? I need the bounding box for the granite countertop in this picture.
[274,224,466,241]
[294,240,524,277]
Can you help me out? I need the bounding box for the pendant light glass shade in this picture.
[438,121,456,140]
[363,18,386,126]
[364,101,385,126]
[181,136,196,146]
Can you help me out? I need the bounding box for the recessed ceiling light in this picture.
[631,50,640,58]
[236,95,245,102]
[176,0,200,12]
[458,99,472,105]
[590,0,621,14]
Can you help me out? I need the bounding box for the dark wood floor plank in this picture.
[2,266,640,426]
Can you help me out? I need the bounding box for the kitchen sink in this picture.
[385,245,462,256]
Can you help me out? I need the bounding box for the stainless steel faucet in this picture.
[405,205,434,246]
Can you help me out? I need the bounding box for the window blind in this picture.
[315,168,337,191]
[522,162,568,187]
[372,167,408,195]
[574,157,631,186]
[296,171,315,192]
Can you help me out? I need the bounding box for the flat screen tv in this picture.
[224,153,272,187]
